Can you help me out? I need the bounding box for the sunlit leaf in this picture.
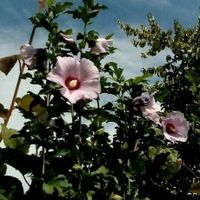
[1,124,29,154]
[42,183,54,195]
[43,176,72,197]
[86,190,95,200]
[32,104,47,116]
[47,0,54,7]
[109,194,123,200]
[91,166,109,176]
[72,163,83,171]
[16,94,34,112]
[0,193,8,200]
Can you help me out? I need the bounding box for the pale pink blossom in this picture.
[59,33,74,45]
[91,38,113,55]
[47,56,101,104]
[20,44,35,65]
[133,92,161,124]
[162,111,189,143]
[38,0,45,10]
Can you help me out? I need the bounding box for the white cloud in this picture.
[104,36,169,79]
[128,0,171,8]
[107,0,171,10]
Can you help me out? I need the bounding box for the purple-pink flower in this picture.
[20,44,35,65]
[162,111,189,143]
[133,92,161,125]
[47,56,101,104]
[90,38,113,55]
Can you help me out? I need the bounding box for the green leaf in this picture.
[52,2,73,17]
[86,190,95,200]
[0,148,38,174]
[109,194,123,200]
[47,0,54,7]
[148,146,157,160]
[189,181,200,195]
[43,176,72,197]
[0,103,8,119]
[32,104,47,118]
[0,164,7,176]
[72,163,83,171]
[42,183,54,195]
[1,124,29,154]
[0,193,8,200]
[16,94,34,112]
[91,166,109,176]
[0,55,20,75]
[0,176,24,200]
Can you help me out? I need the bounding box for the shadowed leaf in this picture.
[0,103,8,119]
[0,54,20,75]
[190,181,200,195]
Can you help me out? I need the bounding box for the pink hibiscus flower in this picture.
[133,92,161,125]
[162,111,189,143]
[47,56,101,104]
[90,38,113,55]
[20,44,35,66]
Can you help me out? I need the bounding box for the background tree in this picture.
[120,14,200,199]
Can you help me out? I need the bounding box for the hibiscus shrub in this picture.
[0,1,199,200]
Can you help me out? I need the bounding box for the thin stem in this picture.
[182,162,199,179]
[22,174,31,187]
[4,26,37,127]
[4,63,25,126]
[83,22,87,40]
[29,26,36,45]
[71,103,74,123]
[42,146,46,175]
[96,96,100,109]
[79,115,82,135]
[41,62,52,176]
[96,97,100,128]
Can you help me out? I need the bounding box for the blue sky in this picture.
[0,0,200,191]
[0,0,199,78]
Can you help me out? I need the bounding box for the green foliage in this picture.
[1,125,29,154]
[120,13,200,199]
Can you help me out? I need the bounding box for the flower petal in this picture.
[162,111,189,143]
[79,58,100,81]
[20,44,35,65]
[91,38,113,55]
[80,80,101,98]
[60,87,83,104]
[55,56,79,78]
[142,108,161,125]
[48,57,101,104]
[47,57,79,87]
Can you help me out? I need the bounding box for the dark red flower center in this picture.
[166,123,176,134]
[65,77,80,90]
